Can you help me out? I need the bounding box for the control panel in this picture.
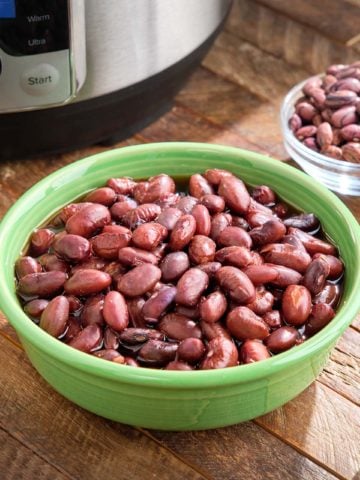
[0,0,86,112]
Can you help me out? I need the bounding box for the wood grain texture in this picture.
[227,0,358,73]
[0,428,71,480]
[255,0,360,45]
[175,67,286,159]
[0,337,208,480]
[257,383,360,479]
[319,328,360,406]
[152,421,338,480]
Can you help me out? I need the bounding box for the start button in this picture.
[21,63,59,96]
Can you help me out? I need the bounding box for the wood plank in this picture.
[0,337,208,480]
[176,67,287,159]
[256,382,360,480]
[137,104,267,153]
[0,138,138,220]
[202,31,309,100]
[152,420,338,480]
[352,315,360,332]
[0,427,71,480]
[226,0,358,74]
[255,0,360,46]
[319,328,360,406]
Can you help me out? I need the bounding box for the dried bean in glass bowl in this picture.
[15,169,345,371]
[281,60,360,195]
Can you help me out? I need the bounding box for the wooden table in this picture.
[1,2,359,479]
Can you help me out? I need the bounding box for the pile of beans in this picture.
[16,169,344,370]
[289,61,360,163]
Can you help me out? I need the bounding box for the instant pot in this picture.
[0,0,232,159]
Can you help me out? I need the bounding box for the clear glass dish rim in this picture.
[280,75,360,173]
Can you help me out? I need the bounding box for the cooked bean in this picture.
[160,252,190,282]
[188,235,216,264]
[16,256,42,279]
[66,204,111,238]
[54,234,91,262]
[218,175,250,214]
[117,264,162,297]
[30,229,55,257]
[169,214,196,251]
[200,291,227,323]
[18,271,67,298]
[191,204,211,236]
[81,294,105,326]
[68,324,103,353]
[65,269,111,296]
[200,337,238,369]
[132,222,167,251]
[40,296,69,338]
[240,340,271,364]
[216,266,256,304]
[175,268,209,307]
[265,326,299,353]
[226,306,269,340]
[159,313,202,341]
[282,285,312,325]
[142,286,177,323]
[177,338,205,363]
[103,291,129,332]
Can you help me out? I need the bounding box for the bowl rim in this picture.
[280,75,360,171]
[1,142,360,389]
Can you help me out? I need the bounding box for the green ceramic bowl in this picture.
[0,143,359,431]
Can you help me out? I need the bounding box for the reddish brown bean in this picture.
[66,295,82,313]
[156,207,182,231]
[216,266,256,304]
[81,294,105,326]
[189,173,213,198]
[215,246,252,268]
[71,256,108,273]
[264,326,299,353]
[252,186,276,205]
[177,338,205,364]
[63,317,82,342]
[267,264,302,287]
[166,361,193,371]
[65,269,111,296]
[122,203,161,229]
[302,257,331,295]
[246,287,274,315]
[240,340,271,364]
[18,271,67,298]
[58,202,93,224]
[54,234,91,262]
[110,198,138,221]
[261,243,311,273]
[127,297,146,328]
[104,327,120,350]
[188,235,216,264]
[137,339,178,367]
[94,349,124,362]
[200,337,238,369]
[39,254,70,273]
[200,194,225,214]
[200,321,231,340]
[30,229,55,257]
[66,204,111,238]
[313,253,344,280]
[160,252,190,282]
[15,256,42,279]
[117,264,162,297]
[263,310,282,329]
[40,295,69,338]
[118,247,158,267]
[305,303,336,336]
[176,195,198,214]
[85,187,116,206]
[210,213,232,241]
[132,222,167,251]
[241,265,278,286]
[175,305,200,320]
[169,214,196,251]
[159,313,202,341]
[288,227,337,256]
[106,177,137,195]
[134,174,175,204]
[226,306,269,340]
[68,324,103,353]
[24,299,49,318]
[191,204,211,236]
[282,285,312,325]
[175,268,209,307]
[217,226,252,249]
[218,175,251,214]
[200,291,227,323]
[196,261,222,277]
[93,231,131,260]
[204,168,233,186]
[250,220,286,246]
[119,328,164,345]
[142,285,177,323]
[283,213,320,232]
[103,291,129,332]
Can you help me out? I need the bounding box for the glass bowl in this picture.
[0,143,360,430]
[281,76,360,196]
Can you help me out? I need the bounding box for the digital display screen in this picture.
[0,0,15,18]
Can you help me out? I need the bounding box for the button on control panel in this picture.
[0,0,77,111]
